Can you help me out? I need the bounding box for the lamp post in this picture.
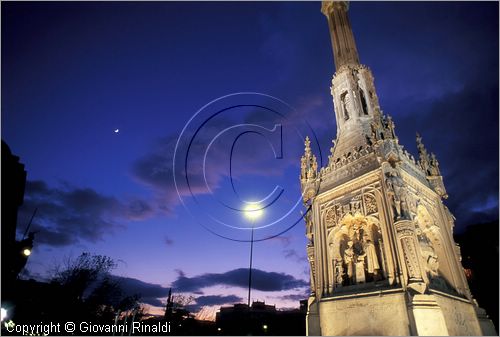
[243,203,263,308]
[248,226,254,308]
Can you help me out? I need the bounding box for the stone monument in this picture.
[300,2,497,335]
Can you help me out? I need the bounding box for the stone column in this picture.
[394,220,426,293]
[321,1,360,70]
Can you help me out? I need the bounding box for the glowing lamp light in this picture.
[1,308,7,322]
[243,203,264,221]
[22,248,31,257]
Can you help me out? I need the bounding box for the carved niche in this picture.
[414,204,449,291]
[322,186,386,290]
[327,213,385,287]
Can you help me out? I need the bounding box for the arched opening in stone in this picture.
[328,213,385,287]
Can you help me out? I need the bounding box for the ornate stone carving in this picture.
[401,236,422,281]
[329,214,384,287]
[303,188,317,204]
[305,211,314,244]
[363,238,380,274]
[416,227,438,272]
[307,245,316,294]
[416,132,430,174]
[385,168,411,221]
[394,220,415,237]
[325,207,337,228]
[394,220,425,290]
[301,136,318,181]
[363,193,377,214]
[429,153,441,176]
[334,258,344,286]
[304,209,316,295]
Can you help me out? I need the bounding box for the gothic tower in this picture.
[300,2,496,335]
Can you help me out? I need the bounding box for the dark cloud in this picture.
[126,199,153,220]
[164,236,174,246]
[108,275,243,310]
[19,180,154,247]
[110,275,169,308]
[186,294,243,313]
[131,135,215,214]
[130,135,216,215]
[171,268,308,293]
[283,248,308,263]
[279,293,308,302]
[270,235,292,247]
[195,295,242,306]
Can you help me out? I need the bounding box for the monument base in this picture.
[311,288,487,336]
[318,289,410,336]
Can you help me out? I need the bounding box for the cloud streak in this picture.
[110,275,169,308]
[186,295,244,313]
[171,268,308,293]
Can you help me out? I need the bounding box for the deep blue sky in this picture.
[2,2,498,317]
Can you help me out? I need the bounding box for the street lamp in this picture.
[243,203,263,308]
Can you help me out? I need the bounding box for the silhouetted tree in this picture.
[51,253,141,327]
[52,252,116,301]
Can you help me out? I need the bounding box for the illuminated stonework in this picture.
[300,2,496,335]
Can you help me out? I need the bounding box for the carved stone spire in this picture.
[429,152,441,176]
[304,136,312,156]
[321,1,360,70]
[416,133,431,173]
[321,1,387,166]
[416,133,447,198]
[301,136,318,181]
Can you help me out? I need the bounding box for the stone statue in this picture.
[385,170,410,220]
[416,226,440,281]
[370,122,378,142]
[343,241,355,284]
[334,258,344,286]
[355,251,367,283]
[427,252,439,278]
[363,237,380,275]
[386,115,396,138]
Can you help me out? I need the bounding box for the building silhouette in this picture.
[215,300,306,336]
[1,141,33,302]
[300,2,496,335]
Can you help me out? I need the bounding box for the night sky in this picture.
[2,1,498,318]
